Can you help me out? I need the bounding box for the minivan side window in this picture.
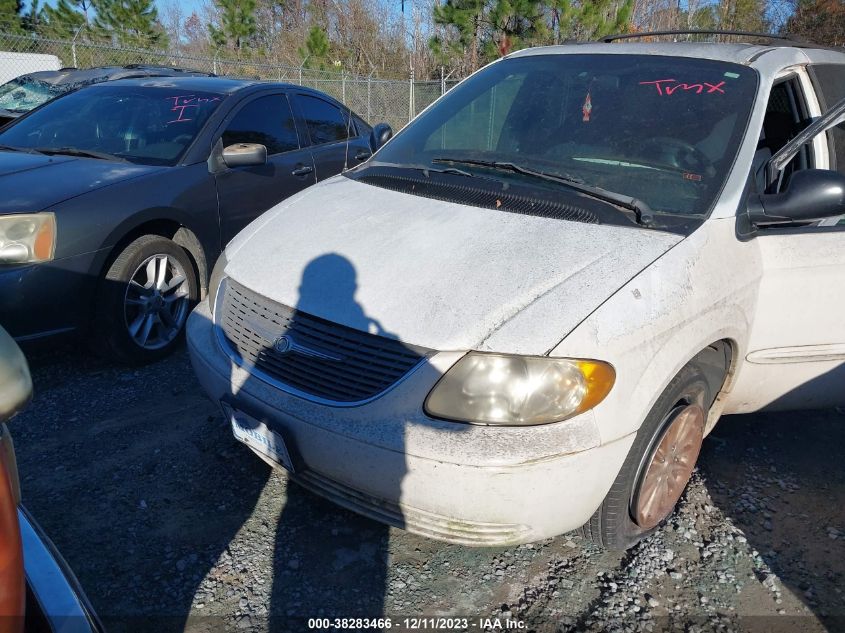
[222,95,299,155]
[755,77,813,193]
[809,64,845,175]
[299,95,349,145]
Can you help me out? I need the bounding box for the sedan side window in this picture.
[809,64,845,226]
[298,95,349,145]
[222,95,299,155]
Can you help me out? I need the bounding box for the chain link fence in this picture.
[0,31,461,130]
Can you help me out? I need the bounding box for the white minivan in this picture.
[187,35,845,548]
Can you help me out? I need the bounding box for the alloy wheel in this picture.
[123,254,190,350]
[632,403,705,530]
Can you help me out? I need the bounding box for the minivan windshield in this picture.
[0,85,225,165]
[373,54,758,217]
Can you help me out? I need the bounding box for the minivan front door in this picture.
[214,93,316,244]
[734,73,845,412]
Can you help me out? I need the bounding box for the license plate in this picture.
[223,404,295,472]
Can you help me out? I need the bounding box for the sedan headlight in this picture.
[0,213,56,264]
[425,352,615,426]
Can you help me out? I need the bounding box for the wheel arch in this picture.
[94,214,213,302]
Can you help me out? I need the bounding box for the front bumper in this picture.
[188,301,634,546]
[19,506,102,633]
[0,249,105,343]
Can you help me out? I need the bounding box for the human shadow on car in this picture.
[225,253,417,631]
[700,370,845,632]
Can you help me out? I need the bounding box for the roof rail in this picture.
[600,30,809,46]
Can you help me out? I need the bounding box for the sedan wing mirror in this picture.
[222,143,267,168]
[370,123,393,152]
[749,168,845,227]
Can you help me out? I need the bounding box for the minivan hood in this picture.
[225,177,683,355]
[0,151,163,213]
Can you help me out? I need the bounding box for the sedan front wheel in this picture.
[94,235,198,364]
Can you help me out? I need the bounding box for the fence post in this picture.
[367,72,373,123]
[298,57,309,86]
[213,50,219,75]
[441,66,445,96]
[71,24,84,68]
[408,68,414,123]
[342,72,346,104]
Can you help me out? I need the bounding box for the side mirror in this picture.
[749,169,845,227]
[222,143,267,168]
[370,123,393,151]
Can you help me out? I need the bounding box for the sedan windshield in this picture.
[0,77,64,112]
[373,54,758,217]
[0,85,225,165]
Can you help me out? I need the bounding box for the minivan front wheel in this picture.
[580,363,711,549]
[94,235,198,364]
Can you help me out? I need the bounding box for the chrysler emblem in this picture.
[272,333,343,362]
[274,334,294,354]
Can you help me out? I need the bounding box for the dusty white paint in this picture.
[188,45,845,545]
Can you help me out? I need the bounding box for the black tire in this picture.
[579,363,714,550]
[93,235,198,364]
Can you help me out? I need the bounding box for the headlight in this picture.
[424,352,615,426]
[0,213,56,264]
[207,250,228,313]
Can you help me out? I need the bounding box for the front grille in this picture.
[217,279,431,403]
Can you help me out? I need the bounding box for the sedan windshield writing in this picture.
[0,85,225,165]
[372,54,758,217]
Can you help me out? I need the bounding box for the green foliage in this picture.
[432,0,635,70]
[209,0,257,51]
[21,0,46,32]
[41,0,87,39]
[576,0,632,39]
[0,0,24,33]
[92,0,167,47]
[298,25,330,69]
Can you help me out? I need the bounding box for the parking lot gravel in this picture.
[9,346,845,632]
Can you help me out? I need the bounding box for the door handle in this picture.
[291,165,314,177]
[355,150,371,161]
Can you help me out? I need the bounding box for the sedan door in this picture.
[214,93,316,244]
[292,93,372,180]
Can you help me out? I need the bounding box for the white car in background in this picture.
[0,51,61,85]
[188,33,845,549]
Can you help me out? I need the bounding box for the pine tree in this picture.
[93,0,167,47]
[22,0,46,32]
[42,0,90,39]
[298,25,330,69]
[209,0,257,51]
[0,0,24,33]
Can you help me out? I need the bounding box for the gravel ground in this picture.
[9,346,845,633]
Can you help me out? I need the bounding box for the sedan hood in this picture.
[0,151,163,213]
[225,177,683,354]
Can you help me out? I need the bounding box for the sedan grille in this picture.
[216,279,431,403]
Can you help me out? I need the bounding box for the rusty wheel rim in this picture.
[634,404,705,530]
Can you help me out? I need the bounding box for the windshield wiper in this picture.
[33,147,127,162]
[432,157,655,225]
[372,161,475,179]
[0,144,44,154]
